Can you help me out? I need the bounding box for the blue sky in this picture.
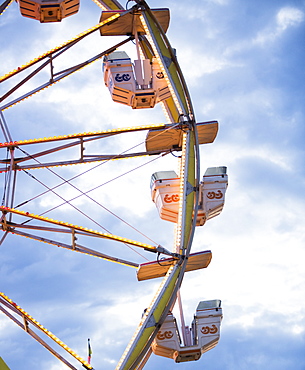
[1,0,305,369]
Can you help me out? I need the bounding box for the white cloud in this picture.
[254,6,304,45]
[179,50,233,85]
[276,7,304,31]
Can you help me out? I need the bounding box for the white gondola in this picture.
[103,50,171,109]
[152,300,222,362]
[17,0,79,22]
[151,167,228,225]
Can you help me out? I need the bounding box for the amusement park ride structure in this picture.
[0,0,228,369]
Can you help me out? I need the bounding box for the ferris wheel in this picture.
[0,0,228,369]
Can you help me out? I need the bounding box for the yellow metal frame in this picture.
[0,1,204,369]
[0,292,93,370]
[114,2,200,369]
